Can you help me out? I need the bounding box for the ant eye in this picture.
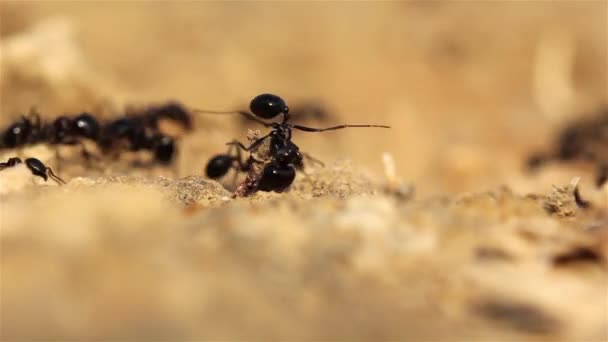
[249,94,289,119]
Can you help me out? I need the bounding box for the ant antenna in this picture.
[46,167,66,185]
[191,108,272,127]
[291,124,390,132]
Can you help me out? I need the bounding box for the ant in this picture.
[0,102,190,166]
[0,109,101,149]
[99,117,176,164]
[45,112,101,145]
[98,102,191,165]
[527,107,608,187]
[1,109,44,148]
[199,93,390,196]
[0,157,66,184]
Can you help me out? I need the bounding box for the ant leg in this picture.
[302,152,324,168]
[0,157,23,170]
[226,133,271,153]
[226,140,250,152]
[46,166,66,185]
[227,141,255,171]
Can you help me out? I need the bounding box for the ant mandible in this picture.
[198,93,390,196]
[0,157,66,184]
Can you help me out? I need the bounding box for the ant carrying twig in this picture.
[0,157,66,184]
[196,93,390,196]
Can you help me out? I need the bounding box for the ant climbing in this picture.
[198,93,390,196]
[0,157,66,184]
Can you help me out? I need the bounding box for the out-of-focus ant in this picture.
[1,109,44,148]
[46,112,101,145]
[0,157,66,184]
[99,117,176,165]
[198,93,389,196]
[0,102,191,166]
[1,109,101,156]
[527,107,608,187]
[99,102,191,165]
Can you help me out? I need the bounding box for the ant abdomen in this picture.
[25,158,50,181]
[205,154,234,179]
[257,164,296,192]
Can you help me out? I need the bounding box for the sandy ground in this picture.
[0,1,607,340]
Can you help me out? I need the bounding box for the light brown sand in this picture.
[1,2,606,340]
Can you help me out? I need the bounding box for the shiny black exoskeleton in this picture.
[200,93,389,194]
[0,157,66,184]
[205,141,253,179]
[46,112,101,144]
[145,102,193,131]
[1,111,43,148]
[527,107,608,187]
[99,115,177,165]
[1,110,100,150]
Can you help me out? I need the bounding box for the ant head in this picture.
[249,94,289,120]
[73,113,100,140]
[2,118,32,148]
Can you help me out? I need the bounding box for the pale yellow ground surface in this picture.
[0,2,607,340]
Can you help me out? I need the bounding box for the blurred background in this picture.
[1,1,606,195]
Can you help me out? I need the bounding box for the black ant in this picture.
[45,112,101,145]
[0,109,101,149]
[98,102,191,165]
[198,93,389,196]
[527,106,608,187]
[0,157,66,184]
[99,117,175,164]
[0,103,190,166]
